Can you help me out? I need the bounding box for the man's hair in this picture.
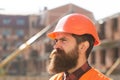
[72,34,95,59]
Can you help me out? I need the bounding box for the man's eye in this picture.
[54,38,67,44]
[61,38,66,41]
[54,39,58,43]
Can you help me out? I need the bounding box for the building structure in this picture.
[91,13,120,73]
[0,3,120,76]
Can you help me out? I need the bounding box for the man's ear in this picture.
[78,41,89,53]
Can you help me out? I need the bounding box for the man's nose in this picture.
[53,40,62,49]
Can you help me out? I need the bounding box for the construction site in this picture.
[0,3,120,80]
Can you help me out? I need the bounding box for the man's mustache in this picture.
[49,48,64,59]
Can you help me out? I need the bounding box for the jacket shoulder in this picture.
[80,68,111,80]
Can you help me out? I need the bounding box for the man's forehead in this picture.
[55,32,72,38]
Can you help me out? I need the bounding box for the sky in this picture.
[0,0,120,20]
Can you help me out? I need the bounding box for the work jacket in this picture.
[49,68,111,80]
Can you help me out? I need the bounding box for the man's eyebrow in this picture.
[55,36,67,41]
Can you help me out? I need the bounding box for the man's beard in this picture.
[47,45,79,74]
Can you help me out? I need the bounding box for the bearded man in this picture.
[47,13,110,80]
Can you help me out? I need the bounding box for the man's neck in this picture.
[68,56,87,73]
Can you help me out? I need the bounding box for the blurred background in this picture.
[0,0,120,80]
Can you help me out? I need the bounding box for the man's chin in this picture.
[47,61,65,74]
[47,66,60,74]
[48,69,64,74]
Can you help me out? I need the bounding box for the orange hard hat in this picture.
[47,13,100,46]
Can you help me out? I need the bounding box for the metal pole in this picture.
[106,58,120,76]
[0,26,50,68]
